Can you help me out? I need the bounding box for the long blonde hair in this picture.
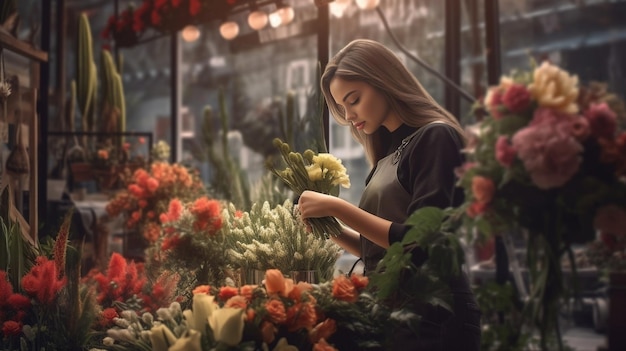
[321,39,466,166]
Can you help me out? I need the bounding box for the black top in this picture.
[364,123,465,245]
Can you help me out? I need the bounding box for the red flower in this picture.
[502,83,531,113]
[7,294,31,310]
[2,320,22,337]
[190,0,202,16]
[585,102,617,139]
[0,271,14,305]
[21,257,66,305]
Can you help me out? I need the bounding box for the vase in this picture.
[242,269,266,285]
[608,271,626,351]
[69,162,94,182]
[289,270,317,284]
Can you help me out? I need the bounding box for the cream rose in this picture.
[528,61,579,114]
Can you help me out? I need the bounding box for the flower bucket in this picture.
[69,162,94,182]
[290,270,317,284]
[242,269,266,285]
[608,271,626,350]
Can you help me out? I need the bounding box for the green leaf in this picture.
[402,207,444,244]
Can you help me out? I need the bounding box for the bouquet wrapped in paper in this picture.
[268,138,350,239]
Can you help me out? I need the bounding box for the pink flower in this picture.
[502,84,531,113]
[495,136,517,167]
[512,124,582,189]
[585,102,617,139]
[594,205,626,239]
[484,87,504,120]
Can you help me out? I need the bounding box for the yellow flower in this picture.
[208,308,246,346]
[528,61,579,114]
[306,164,323,181]
[312,154,350,188]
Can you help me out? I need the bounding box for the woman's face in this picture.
[329,77,401,134]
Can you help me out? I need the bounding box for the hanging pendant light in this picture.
[355,0,380,10]
[270,2,295,27]
[181,25,200,42]
[248,10,269,30]
[330,0,352,18]
[220,20,239,40]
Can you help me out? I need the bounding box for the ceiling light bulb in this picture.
[330,0,352,18]
[355,0,380,10]
[269,11,282,28]
[219,21,239,40]
[248,10,269,30]
[275,6,294,25]
[181,25,200,42]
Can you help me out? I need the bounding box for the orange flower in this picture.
[287,281,313,301]
[240,284,257,301]
[225,295,248,309]
[264,299,287,324]
[466,201,488,218]
[97,149,109,160]
[309,318,337,344]
[260,321,277,345]
[349,273,368,290]
[331,274,357,303]
[193,285,211,295]
[471,175,496,204]
[286,301,317,331]
[265,269,286,296]
[218,286,239,301]
[313,338,338,351]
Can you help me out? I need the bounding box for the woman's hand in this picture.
[297,190,338,219]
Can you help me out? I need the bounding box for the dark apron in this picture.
[358,127,481,351]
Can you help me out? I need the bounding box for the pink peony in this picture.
[502,84,531,113]
[495,136,517,167]
[584,102,617,139]
[512,124,582,189]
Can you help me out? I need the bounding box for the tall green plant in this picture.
[76,12,98,140]
[201,89,251,210]
[100,49,125,136]
[0,186,37,291]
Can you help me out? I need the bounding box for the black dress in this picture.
[358,122,481,351]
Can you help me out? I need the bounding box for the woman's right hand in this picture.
[297,190,338,219]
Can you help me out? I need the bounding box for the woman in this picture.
[297,39,481,350]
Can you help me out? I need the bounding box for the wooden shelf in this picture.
[0,28,47,62]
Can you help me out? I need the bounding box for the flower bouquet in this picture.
[457,60,626,350]
[146,196,232,288]
[105,161,206,245]
[267,138,351,240]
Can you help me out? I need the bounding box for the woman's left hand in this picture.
[297,190,338,219]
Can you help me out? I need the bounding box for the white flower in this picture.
[188,293,217,334]
[168,329,202,351]
[209,308,246,346]
[149,324,178,351]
